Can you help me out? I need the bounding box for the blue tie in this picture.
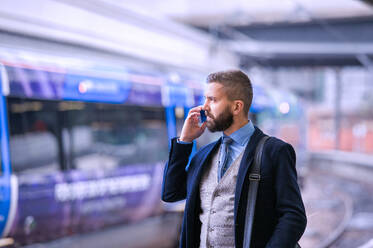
[218,136,233,181]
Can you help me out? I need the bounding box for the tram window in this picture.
[8,98,60,174]
[63,102,168,171]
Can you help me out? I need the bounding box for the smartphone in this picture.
[200,110,207,123]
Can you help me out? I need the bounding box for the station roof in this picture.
[103,0,373,26]
[105,0,373,67]
[225,16,373,67]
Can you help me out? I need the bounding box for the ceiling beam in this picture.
[361,0,373,6]
[226,41,373,55]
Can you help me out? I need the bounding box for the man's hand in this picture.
[179,106,207,142]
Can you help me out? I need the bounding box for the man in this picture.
[162,70,307,248]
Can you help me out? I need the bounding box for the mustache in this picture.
[204,111,214,119]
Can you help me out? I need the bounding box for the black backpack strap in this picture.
[243,135,269,248]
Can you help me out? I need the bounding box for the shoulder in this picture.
[200,140,219,152]
[184,140,218,173]
[194,140,219,159]
[264,136,295,160]
[265,136,291,149]
[188,140,219,167]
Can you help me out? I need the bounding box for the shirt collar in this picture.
[223,121,255,146]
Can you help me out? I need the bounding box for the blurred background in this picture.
[0,0,372,247]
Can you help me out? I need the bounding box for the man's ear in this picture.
[232,100,244,115]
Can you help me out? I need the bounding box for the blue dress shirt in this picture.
[221,121,255,172]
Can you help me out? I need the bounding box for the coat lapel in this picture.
[189,138,221,199]
[186,139,221,246]
[234,127,265,222]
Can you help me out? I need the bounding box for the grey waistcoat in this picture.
[199,146,245,248]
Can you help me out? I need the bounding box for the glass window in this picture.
[8,98,169,173]
[8,98,60,174]
[63,102,169,171]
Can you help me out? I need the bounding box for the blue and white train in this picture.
[0,53,279,246]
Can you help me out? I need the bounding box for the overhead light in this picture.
[279,102,290,114]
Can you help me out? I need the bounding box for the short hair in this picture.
[206,69,253,115]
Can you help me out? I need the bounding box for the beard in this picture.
[206,106,234,132]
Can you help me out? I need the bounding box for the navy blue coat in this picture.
[162,127,307,248]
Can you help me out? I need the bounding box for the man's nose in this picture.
[202,100,209,111]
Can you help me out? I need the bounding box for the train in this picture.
[0,48,301,246]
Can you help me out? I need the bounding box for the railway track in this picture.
[329,177,373,248]
[300,152,373,248]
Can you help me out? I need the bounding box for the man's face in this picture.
[203,83,234,132]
